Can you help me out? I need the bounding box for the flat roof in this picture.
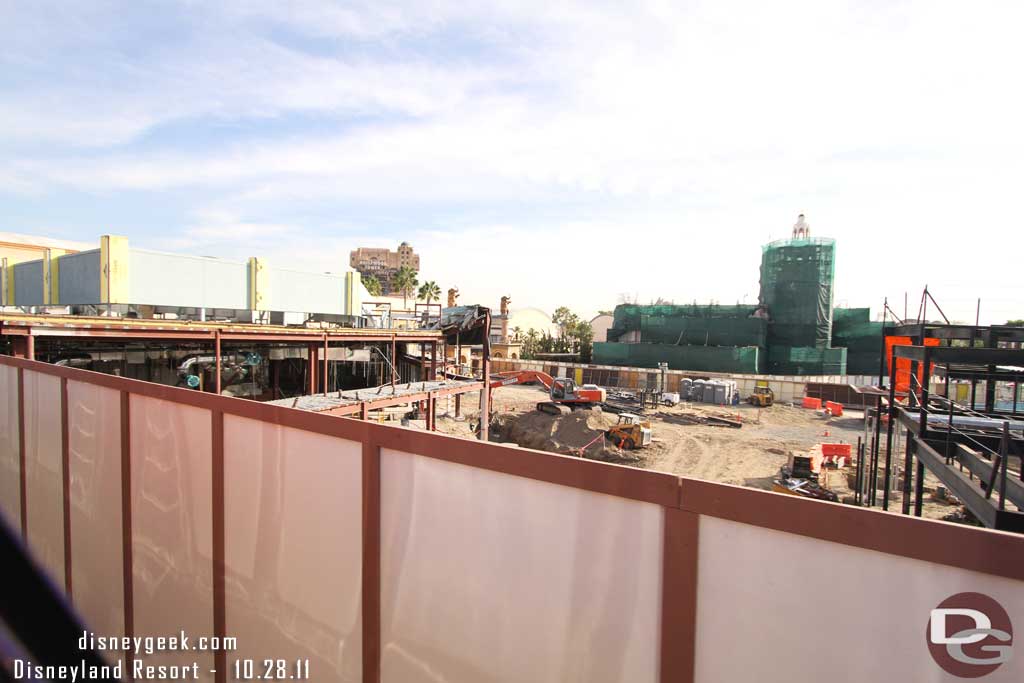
[0,312,442,342]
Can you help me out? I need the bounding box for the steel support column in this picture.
[431,341,437,381]
[390,336,397,388]
[870,398,882,505]
[902,428,914,515]
[323,334,329,396]
[914,460,925,516]
[11,335,33,359]
[308,345,317,395]
[882,351,898,510]
[214,331,222,395]
[478,312,491,441]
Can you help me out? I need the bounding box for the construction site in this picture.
[5,3,1024,679]
[1,220,1022,682]
[2,223,1022,527]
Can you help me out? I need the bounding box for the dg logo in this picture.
[927,592,1013,678]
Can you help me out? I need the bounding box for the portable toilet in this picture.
[679,378,693,400]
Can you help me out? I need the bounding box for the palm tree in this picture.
[511,326,522,342]
[361,273,382,297]
[393,266,419,308]
[417,280,441,305]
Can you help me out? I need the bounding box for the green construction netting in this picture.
[608,304,768,347]
[760,238,835,348]
[767,346,847,376]
[844,351,883,376]
[831,307,886,373]
[593,342,762,373]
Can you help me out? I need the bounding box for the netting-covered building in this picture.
[592,217,882,376]
[759,237,835,348]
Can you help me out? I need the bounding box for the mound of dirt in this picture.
[495,408,641,462]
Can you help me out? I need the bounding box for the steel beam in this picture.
[940,443,1024,508]
[894,345,1024,366]
[910,433,1024,532]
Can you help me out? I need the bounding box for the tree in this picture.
[1007,320,1024,326]
[511,326,523,342]
[417,280,441,305]
[393,266,419,308]
[361,273,382,297]
[573,320,594,363]
[522,328,540,359]
[551,306,578,339]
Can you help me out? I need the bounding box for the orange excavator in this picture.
[489,370,607,415]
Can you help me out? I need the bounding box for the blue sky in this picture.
[2,0,1022,322]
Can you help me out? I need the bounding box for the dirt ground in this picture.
[433,384,963,522]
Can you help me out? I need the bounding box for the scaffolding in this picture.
[760,237,836,348]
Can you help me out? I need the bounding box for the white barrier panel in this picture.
[68,380,125,640]
[379,450,664,683]
[0,364,20,529]
[129,395,215,681]
[23,370,64,587]
[694,516,1024,682]
[224,415,363,682]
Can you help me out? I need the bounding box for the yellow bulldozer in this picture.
[748,386,774,407]
[606,413,653,450]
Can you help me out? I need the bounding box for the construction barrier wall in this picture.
[1,357,1022,682]
[593,342,762,373]
[491,358,876,405]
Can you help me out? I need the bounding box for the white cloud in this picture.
[2,0,1023,324]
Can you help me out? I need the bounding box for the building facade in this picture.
[349,242,420,294]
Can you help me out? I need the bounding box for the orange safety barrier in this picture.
[802,397,822,409]
[821,443,852,457]
[825,401,844,417]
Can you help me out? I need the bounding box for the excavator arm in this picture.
[488,370,554,390]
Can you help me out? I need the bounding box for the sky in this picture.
[2,0,1022,323]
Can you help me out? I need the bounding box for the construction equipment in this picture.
[748,386,775,407]
[488,370,607,415]
[606,413,653,450]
